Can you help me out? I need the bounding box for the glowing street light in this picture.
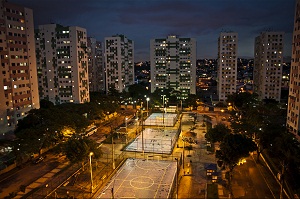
[89,152,94,193]
[125,117,128,144]
[146,97,150,116]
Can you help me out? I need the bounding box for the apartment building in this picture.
[0,0,40,134]
[150,35,196,99]
[87,37,104,92]
[253,32,284,102]
[217,32,238,102]
[287,0,300,140]
[104,34,134,93]
[35,24,89,104]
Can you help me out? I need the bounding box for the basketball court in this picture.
[97,158,177,198]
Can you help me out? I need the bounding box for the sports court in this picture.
[97,158,177,198]
[125,128,178,154]
[144,113,178,127]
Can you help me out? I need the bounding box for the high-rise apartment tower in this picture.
[0,0,40,134]
[150,35,196,99]
[87,37,104,92]
[253,32,284,102]
[287,0,300,140]
[217,32,238,102]
[104,35,134,93]
[35,24,89,104]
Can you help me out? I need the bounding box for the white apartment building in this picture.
[35,24,89,104]
[217,32,238,102]
[104,35,134,93]
[87,37,104,92]
[253,32,284,102]
[287,0,300,140]
[0,0,40,134]
[150,35,196,99]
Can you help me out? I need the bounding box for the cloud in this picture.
[10,0,295,60]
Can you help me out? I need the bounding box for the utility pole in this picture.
[89,152,94,193]
[162,95,166,126]
[112,132,115,169]
[141,109,144,155]
[279,161,286,199]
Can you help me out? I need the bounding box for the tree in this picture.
[40,99,54,109]
[205,123,231,143]
[128,84,149,100]
[216,133,257,195]
[270,131,300,197]
[63,137,102,166]
[216,134,257,171]
[226,92,258,110]
[185,94,198,110]
[254,122,284,162]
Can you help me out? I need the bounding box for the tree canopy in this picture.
[216,134,257,171]
[205,123,231,143]
[63,137,102,164]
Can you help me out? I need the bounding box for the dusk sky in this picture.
[11,0,295,61]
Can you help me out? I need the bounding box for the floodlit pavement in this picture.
[96,158,177,199]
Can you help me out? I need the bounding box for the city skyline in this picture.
[10,0,295,61]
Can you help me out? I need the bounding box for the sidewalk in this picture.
[177,113,229,199]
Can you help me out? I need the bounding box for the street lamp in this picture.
[181,136,185,169]
[175,158,179,199]
[146,97,150,116]
[141,109,144,155]
[162,95,166,126]
[89,152,94,193]
[112,132,115,169]
[125,117,128,144]
[180,100,183,112]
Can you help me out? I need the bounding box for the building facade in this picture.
[104,34,134,93]
[35,24,89,104]
[150,35,196,99]
[253,32,284,102]
[217,32,238,102]
[287,0,300,140]
[87,37,104,92]
[0,0,40,134]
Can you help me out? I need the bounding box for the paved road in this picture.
[0,153,63,198]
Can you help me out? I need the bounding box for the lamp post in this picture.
[175,158,179,199]
[125,117,128,144]
[141,109,144,155]
[112,132,115,169]
[89,152,94,193]
[162,95,166,126]
[181,137,185,169]
[180,100,183,113]
[135,118,138,135]
[146,97,150,116]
